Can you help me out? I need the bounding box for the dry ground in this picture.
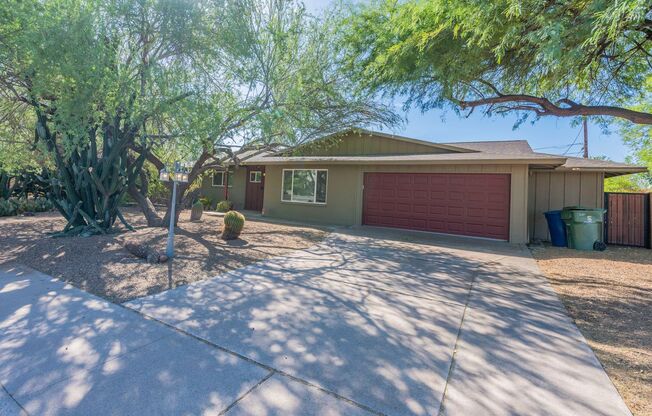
[0,209,329,303]
[531,245,652,416]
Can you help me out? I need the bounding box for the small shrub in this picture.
[221,210,245,240]
[216,200,233,212]
[0,197,53,217]
[198,196,212,210]
[0,199,15,216]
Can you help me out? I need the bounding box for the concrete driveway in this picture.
[1,228,631,415]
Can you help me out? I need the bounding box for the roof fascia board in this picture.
[252,158,567,166]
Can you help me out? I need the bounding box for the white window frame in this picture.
[281,169,328,205]
[211,171,233,187]
[249,171,262,183]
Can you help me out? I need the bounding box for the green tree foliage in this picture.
[604,174,650,192]
[0,0,211,234]
[0,0,397,232]
[609,121,652,191]
[128,0,399,226]
[340,0,652,125]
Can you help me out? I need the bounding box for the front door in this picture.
[244,166,265,211]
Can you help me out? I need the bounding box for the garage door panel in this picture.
[413,190,428,200]
[428,207,445,216]
[467,207,486,218]
[466,192,486,202]
[449,191,464,201]
[363,173,510,240]
[447,221,465,233]
[429,192,446,202]
[413,204,428,215]
[487,193,507,203]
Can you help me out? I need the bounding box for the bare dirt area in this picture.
[0,209,329,303]
[531,245,652,416]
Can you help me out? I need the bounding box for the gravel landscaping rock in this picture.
[531,245,652,416]
[0,209,329,303]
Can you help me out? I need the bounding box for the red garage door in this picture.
[363,173,510,240]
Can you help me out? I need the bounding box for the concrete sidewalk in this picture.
[0,264,371,415]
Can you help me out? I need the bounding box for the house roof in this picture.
[308,128,476,154]
[240,130,647,176]
[440,140,534,155]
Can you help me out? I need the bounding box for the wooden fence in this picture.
[604,192,651,248]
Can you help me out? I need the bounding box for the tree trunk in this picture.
[128,185,163,227]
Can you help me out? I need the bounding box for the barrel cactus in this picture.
[222,210,245,240]
[190,200,204,221]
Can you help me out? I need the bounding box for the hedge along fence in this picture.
[0,197,53,217]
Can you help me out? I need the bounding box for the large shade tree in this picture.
[340,0,652,125]
[129,0,399,226]
[0,0,212,234]
[0,0,397,234]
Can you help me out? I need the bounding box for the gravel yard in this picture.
[531,245,652,416]
[0,209,329,303]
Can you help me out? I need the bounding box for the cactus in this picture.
[221,210,245,240]
[190,200,204,221]
[34,110,144,236]
[216,200,232,212]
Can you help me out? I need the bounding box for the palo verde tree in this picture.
[128,0,399,226]
[339,0,652,126]
[0,0,213,234]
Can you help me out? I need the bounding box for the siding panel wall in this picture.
[263,163,530,243]
[528,171,604,241]
[199,167,247,209]
[295,133,451,156]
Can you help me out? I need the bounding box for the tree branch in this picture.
[456,94,652,124]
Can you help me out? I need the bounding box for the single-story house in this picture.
[199,129,647,243]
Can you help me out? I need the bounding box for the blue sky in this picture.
[304,0,632,162]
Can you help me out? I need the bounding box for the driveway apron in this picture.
[127,229,631,416]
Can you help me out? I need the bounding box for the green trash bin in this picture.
[560,207,606,250]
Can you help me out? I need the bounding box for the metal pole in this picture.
[224,169,229,201]
[166,163,179,258]
[583,117,589,159]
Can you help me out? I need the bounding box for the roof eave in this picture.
[246,157,567,166]
[548,166,649,177]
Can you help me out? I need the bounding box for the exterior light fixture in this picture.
[159,162,189,258]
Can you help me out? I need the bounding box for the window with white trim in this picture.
[211,171,234,187]
[249,171,262,183]
[282,169,327,204]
